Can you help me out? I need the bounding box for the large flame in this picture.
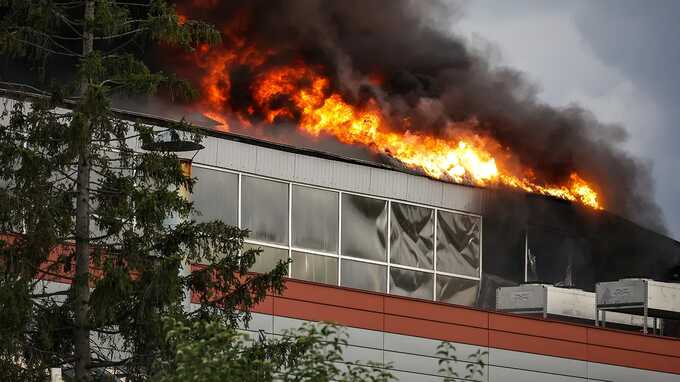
[188,41,602,210]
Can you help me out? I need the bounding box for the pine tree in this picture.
[0,1,288,380]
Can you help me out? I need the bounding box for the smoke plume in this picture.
[168,0,665,232]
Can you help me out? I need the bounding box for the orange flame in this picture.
[191,47,602,210]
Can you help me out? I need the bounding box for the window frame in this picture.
[191,163,483,304]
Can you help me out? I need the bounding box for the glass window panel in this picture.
[242,176,288,244]
[436,211,481,277]
[341,194,387,261]
[243,243,289,274]
[291,251,338,285]
[390,202,434,269]
[292,185,338,253]
[192,167,238,226]
[341,259,386,293]
[389,267,434,300]
[436,275,479,306]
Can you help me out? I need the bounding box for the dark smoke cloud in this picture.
[173,0,665,233]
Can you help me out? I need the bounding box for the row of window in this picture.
[191,165,482,305]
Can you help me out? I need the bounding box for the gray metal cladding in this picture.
[216,138,258,173]
[200,134,486,216]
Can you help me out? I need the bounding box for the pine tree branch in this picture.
[113,1,153,7]
[95,27,149,40]
[0,81,52,95]
[9,36,83,57]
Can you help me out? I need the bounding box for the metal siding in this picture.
[488,366,584,382]
[587,362,679,382]
[489,348,588,379]
[191,136,218,166]
[384,350,486,381]
[293,154,334,188]
[369,167,409,200]
[238,312,274,333]
[340,344,383,364]
[216,138,257,173]
[441,183,484,214]
[384,332,488,363]
[330,161,372,192]
[255,146,296,179]
[406,175,444,206]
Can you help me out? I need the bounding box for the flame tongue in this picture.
[192,46,602,210]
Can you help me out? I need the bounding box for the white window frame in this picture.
[192,163,483,303]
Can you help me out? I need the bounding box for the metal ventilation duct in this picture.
[596,278,680,334]
[497,284,654,330]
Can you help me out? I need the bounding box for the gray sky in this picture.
[455,0,680,240]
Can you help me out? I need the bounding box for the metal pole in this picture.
[602,310,606,328]
[643,303,648,335]
[595,308,599,327]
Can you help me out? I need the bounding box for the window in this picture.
[242,176,288,244]
[341,194,387,261]
[436,211,481,277]
[291,251,338,284]
[292,185,338,253]
[390,202,434,269]
[187,163,484,306]
[389,267,434,299]
[243,243,289,274]
[341,259,386,293]
[436,275,479,305]
[192,167,238,226]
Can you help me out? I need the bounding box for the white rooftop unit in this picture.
[496,284,655,330]
[596,278,680,334]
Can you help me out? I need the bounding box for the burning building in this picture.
[152,1,680,379]
[3,0,680,380]
[98,104,676,382]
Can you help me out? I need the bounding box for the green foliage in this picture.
[156,318,395,382]
[0,2,481,381]
[436,341,488,381]
[0,1,280,380]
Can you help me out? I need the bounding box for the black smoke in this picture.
[170,0,665,233]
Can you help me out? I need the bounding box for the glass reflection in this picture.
[436,275,479,306]
[242,176,288,244]
[243,243,289,274]
[192,167,238,226]
[389,267,434,299]
[437,211,481,277]
[390,202,434,269]
[291,251,338,285]
[341,194,387,261]
[341,259,386,293]
[292,185,338,253]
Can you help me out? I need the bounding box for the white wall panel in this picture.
[216,139,257,173]
[441,183,484,214]
[238,312,274,334]
[385,350,487,381]
[255,146,296,180]
[587,362,679,382]
[191,137,218,166]
[330,161,372,192]
[489,348,587,379]
[384,333,487,363]
[489,366,585,381]
[406,176,444,206]
[369,167,409,200]
[293,154,334,187]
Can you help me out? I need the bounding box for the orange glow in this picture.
[191,47,602,210]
